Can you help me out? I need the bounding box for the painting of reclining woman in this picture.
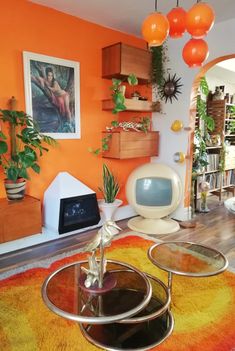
[23,52,80,139]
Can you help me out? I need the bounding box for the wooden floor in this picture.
[1,195,235,274]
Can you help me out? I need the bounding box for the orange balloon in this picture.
[182,38,209,67]
[167,7,186,38]
[186,2,215,38]
[142,12,169,47]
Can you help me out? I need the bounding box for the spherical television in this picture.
[126,163,182,235]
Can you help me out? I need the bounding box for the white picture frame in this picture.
[23,51,80,139]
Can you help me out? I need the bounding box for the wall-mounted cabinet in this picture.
[102,42,150,84]
[102,131,159,159]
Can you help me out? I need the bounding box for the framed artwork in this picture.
[23,52,80,139]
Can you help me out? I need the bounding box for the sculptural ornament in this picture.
[81,220,122,289]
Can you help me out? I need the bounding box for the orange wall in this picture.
[0,0,152,204]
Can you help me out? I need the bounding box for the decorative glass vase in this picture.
[199,191,210,213]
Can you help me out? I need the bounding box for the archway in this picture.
[185,54,235,209]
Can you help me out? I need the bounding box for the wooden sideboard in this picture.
[0,195,42,243]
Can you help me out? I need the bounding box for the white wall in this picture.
[152,18,235,220]
[206,65,235,96]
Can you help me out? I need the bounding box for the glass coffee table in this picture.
[148,241,228,295]
[42,259,174,350]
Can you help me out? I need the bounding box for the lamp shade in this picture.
[186,2,215,38]
[167,7,186,38]
[142,12,169,47]
[182,38,209,67]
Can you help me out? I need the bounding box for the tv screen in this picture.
[136,177,172,206]
[59,193,100,234]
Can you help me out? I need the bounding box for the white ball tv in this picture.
[126,163,182,235]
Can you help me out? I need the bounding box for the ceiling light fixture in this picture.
[182,38,209,67]
[186,0,215,38]
[141,0,169,47]
[167,0,186,39]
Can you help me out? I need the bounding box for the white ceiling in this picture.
[29,0,235,38]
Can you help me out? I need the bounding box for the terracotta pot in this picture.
[4,178,26,200]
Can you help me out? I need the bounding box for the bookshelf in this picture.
[195,100,235,205]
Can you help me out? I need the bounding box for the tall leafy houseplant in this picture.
[0,109,56,199]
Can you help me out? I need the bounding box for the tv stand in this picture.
[127,216,180,235]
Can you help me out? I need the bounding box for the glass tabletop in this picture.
[42,260,152,324]
[148,241,228,277]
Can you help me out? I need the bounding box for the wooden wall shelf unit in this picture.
[102,98,156,112]
[102,42,151,84]
[0,195,42,243]
[102,131,159,159]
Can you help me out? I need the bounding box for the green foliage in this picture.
[0,109,57,182]
[98,164,120,203]
[196,96,215,132]
[110,74,138,114]
[192,129,209,176]
[150,46,164,88]
[197,76,215,132]
[102,134,112,151]
[228,119,235,133]
[199,76,210,96]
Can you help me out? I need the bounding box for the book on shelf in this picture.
[205,153,220,172]
[197,170,235,193]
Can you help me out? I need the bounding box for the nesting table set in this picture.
[42,241,228,351]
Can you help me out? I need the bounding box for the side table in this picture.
[148,241,228,295]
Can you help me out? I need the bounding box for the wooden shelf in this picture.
[102,131,159,159]
[206,146,222,149]
[102,98,156,112]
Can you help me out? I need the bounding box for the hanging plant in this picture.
[150,44,169,103]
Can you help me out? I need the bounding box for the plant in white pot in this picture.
[98,164,122,225]
[0,109,56,200]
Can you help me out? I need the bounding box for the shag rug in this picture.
[1,234,235,351]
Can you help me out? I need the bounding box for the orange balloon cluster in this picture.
[142,1,215,68]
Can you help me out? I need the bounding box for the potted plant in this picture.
[0,109,56,200]
[98,164,122,223]
[111,73,138,114]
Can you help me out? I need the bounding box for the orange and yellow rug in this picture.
[0,234,235,351]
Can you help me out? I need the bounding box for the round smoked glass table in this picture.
[148,241,229,295]
[42,259,174,350]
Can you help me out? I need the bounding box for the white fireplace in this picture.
[44,172,100,234]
